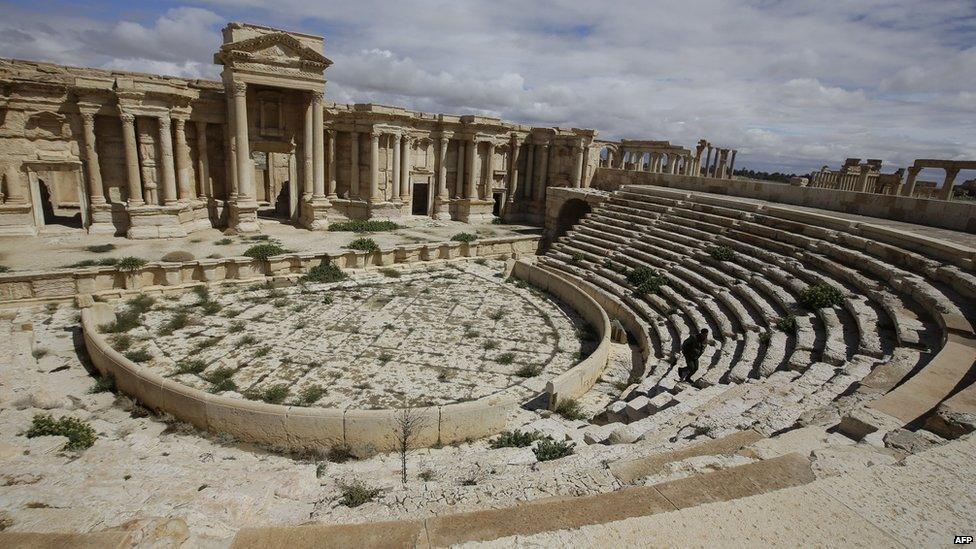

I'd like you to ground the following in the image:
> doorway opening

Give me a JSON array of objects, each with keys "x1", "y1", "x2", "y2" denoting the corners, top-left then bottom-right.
[
  {"x1": 412, "y1": 183, "x2": 429, "y2": 215},
  {"x1": 38, "y1": 179, "x2": 82, "y2": 229},
  {"x1": 491, "y1": 192, "x2": 503, "y2": 216}
]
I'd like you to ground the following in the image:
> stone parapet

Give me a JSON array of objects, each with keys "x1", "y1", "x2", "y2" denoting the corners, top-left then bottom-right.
[{"x1": 0, "y1": 234, "x2": 541, "y2": 307}]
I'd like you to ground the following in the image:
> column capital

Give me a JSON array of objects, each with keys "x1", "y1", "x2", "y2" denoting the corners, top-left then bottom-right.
[
  {"x1": 173, "y1": 117, "x2": 186, "y2": 131},
  {"x1": 310, "y1": 90, "x2": 324, "y2": 103},
  {"x1": 158, "y1": 115, "x2": 172, "y2": 130},
  {"x1": 80, "y1": 112, "x2": 96, "y2": 125},
  {"x1": 231, "y1": 81, "x2": 247, "y2": 96},
  {"x1": 119, "y1": 112, "x2": 135, "y2": 125}
]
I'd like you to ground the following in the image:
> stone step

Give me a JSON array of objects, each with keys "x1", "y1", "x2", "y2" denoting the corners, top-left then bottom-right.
[
  {"x1": 609, "y1": 429, "x2": 764, "y2": 483},
  {"x1": 228, "y1": 453, "x2": 814, "y2": 548}
]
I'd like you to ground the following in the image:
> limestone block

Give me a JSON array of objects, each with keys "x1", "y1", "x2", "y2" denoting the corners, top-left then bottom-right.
[
  {"x1": 624, "y1": 395, "x2": 651, "y2": 422},
  {"x1": 27, "y1": 435, "x2": 68, "y2": 455}
]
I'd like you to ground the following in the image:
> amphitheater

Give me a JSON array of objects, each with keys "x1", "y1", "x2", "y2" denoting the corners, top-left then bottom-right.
[{"x1": 0, "y1": 21, "x2": 975, "y2": 549}]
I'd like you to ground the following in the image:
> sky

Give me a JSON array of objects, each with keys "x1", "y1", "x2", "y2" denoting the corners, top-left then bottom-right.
[{"x1": 1, "y1": 0, "x2": 974, "y2": 175}]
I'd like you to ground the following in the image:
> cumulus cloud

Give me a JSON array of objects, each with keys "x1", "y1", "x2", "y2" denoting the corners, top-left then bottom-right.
[{"x1": 1, "y1": 0, "x2": 974, "y2": 173}]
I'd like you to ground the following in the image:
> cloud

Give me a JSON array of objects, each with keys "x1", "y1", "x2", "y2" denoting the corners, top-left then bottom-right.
[{"x1": 1, "y1": 0, "x2": 974, "y2": 174}]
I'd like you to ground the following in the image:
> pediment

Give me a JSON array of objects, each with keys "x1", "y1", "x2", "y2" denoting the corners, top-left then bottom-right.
[{"x1": 220, "y1": 32, "x2": 331, "y2": 67}]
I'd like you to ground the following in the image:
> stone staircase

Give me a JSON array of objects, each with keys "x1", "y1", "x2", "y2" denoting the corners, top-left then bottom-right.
[{"x1": 540, "y1": 184, "x2": 976, "y2": 443}]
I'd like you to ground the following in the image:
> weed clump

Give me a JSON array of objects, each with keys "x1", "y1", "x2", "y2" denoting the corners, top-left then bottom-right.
[
  {"x1": 799, "y1": 282, "x2": 844, "y2": 310},
  {"x1": 626, "y1": 266, "x2": 667, "y2": 295},
  {"x1": 338, "y1": 482, "x2": 379, "y2": 508},
  {"x1": 26, "y1": 414, "x2": 96, "y2": 451},
  {"x1": 451, "y1": 232, "x2": 476, "y2": 243},
  {"x1": 533, "y1": 438, "x2": 574, "y2": 462},
  {"x1": 708, "y1": 245, "x2": 735, "y2": 262},
  {"x1": 489, "y1": 430, "x2": 542, "y2": 449},
  {"x1": 116, "y1": 257, "x2": 147, "y2": 272},
  {"x1": 345, "y1": 238, "x2": 379, "y2": 252},
  {"x1": 554, "y1": 398, "x2": 587, "y2": 421},
  {"x1": 328, "y1": 220, "x2": 400, "y2": 232},
  {"x1": 243, "y1": 243, "x2": 289, "y2": 260}
]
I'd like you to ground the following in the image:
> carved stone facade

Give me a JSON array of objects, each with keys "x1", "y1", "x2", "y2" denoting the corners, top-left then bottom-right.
[
  {"x1": 594, "y1": 138, "x2": 736, "y2": 179},
  {"x1": 0, "y1": 22, "x2": 602, "y2": 238}
]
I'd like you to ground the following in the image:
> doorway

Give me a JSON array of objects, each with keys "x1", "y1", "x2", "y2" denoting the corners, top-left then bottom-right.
[
  {"x1": 412, "y1": 183, "x2": 429, "y2": 215},
  {"x1": 492, "y1": 192, "x2": 504, "y2": 216},
  {"x1": 38, "y1": 178, "x2": 82, "y2": 229}
]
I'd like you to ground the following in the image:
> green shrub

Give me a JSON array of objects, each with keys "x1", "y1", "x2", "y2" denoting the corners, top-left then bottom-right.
[
  {"x1": 481, "y1": 340, "x2": 499, "y2": 350},
  {"x1": 228, "y1": 320, "x2": 245, "y2": 333},
  {"x1": 259, "y1": 384, "x2": 289, "y2": 404},
  {"x1": 86, "y1": 244, "x2": 116, "y2": 253},
  {"x1": 338, "y1": 482, "x2": 379, "y2": 508},
  {"x1": 515, "y1": 363, "x2": 542, "y2": 377},
  {"x1": 26, "y1": 414, "x2": 96, "y2": 451},
  {"x1": 626, "y1": 266, "x2": 668, "y2": 295},
  {"x1": 243, "y1": 243, "x2": 288, "y2": 260},
  {"x1": 570, "y1": 252, "x2": 584, "y2": 263},
  {"x1": 489, "y1": 429, "x2": 542, "y2": 449},
  {"x1": 0, "y1": 265, "x2": 9, "y2": 273},
  {"x1": 215, "y1": 238, "x2": 233, "y2": 245},
  {"x1": 378, "y1": 268, "x2": 401, "y2": 278},
  {"x1": 89, "y1": 375, "x2": 115, "y2": 394},
  {"x1": 799, "y1": 282, "x2": 844, "y2": 310},
  {"x1": 299, "y1": 384, "x2": 325, "y2": 405},
  {"x1": 203, "y1": 367, "x2": 236, "y2": 392},
  {"x1": 237, "y1": 335, "x2": 256, "y2": 346},
  {"x1": 200, "y1": 300, "x2": 222, "y2": 315},
  {"x1": 124, "y1": 349, "x2": 151, "y2": 363},
  {"x1": 162, "y1": 311, "x2": 190, "y2": 333},
  {"x1": 116, "y1": 257, "x2": 147, "y2": 271},
  {"x1": 708, "y1": 245, "x2": 735, "y2": 262},
  {"x1": 776, "y1": 314, "x2": 798, "y2": 334},
  {"x1": 533, "y1": 438, "x2": 574, "y2": 461},
  {"x1": 66, "y1": 257, "x2": 119, "y2": 268},
  {"x1": 101, "y1": 310, "x2": 141, "y2": 333},
  {"x1": 451, "y1": 232, "x2": 477, "y2": 243},
  {"x1": 554, "y1": 398, "x2": 587, "y2": 420},
  {"x1": 127, "y1": 294, "x2": 155, "y2": 314},
  {"x1": 758, "y1": 331, "x2": 772, "y2": 344},
  {"x1": 495, "y1": 352, "x2": 515, "y2": 365},
  {"x1": 32, "y1": 348, "x2": 48, "y2": 359},
  {"x1": 301, "y1": 260, "x2": 346, "y2": 282},
  {"x1": 488, "y1": 309, "x2": 506, "y2": 321},
  {"x1": 174, "y1": 359, "x2": 207, "y2": 375},
  {"x1": 110, "y1": 334, "x2": 131, "y2": 352},
  {"x1": 345, "y1": 238, "x2": 379, "y2": 252},
  {"x1": 328, "y1": 220, "x2": 401, "y2": 232}
]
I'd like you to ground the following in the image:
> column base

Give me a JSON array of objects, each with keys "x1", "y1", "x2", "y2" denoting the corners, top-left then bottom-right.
[
  {"x1": 433, "y1": 197, "x2": 452, "y2": 220},
  {"x1": 300, "y1": 200, "x2": 331, "y2": 231},
  {"x1": 366, "y1": 201, "x2": 403, "y2": 220},
  {"x1": 229, "y1": 201, "x2": 260, "y2": 234},
  {"x1": 454, "y1": 199, "x2": 496, "y2": 223},
  {"x1": 125, "y1": 204, "x2": 189, "y2": 239}
]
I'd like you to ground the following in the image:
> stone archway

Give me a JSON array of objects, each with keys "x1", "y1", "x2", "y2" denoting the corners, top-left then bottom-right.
[{"x1": 553, "y1": 198, "x2": 591, "y2": 242}]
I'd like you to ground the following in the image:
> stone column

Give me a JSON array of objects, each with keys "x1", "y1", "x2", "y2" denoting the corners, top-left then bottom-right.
[
  {"x1": 157, "y1": 115, "x2": 178, "y2": 204},
  {"x1": 508, "y1": 136, "x2": 519, "y2": 203},
  {"x1": 710, "y1": 150, "x2": 721, "y2": 178},
  {"x1": 302, "y1": 97, "x2": 313, "y2": 200},
  {"x1": 455, "y1": 140, "x2": 465, "y2": 198},
  {"x1": 350, "y1": 131, "x2": 360, "y2": 198},
  {"x1": 534, "y1": 143, "x2": 549, "y2": 202},
  {"x1": 369, "y1": 132, "x2": 381, "y2": 202},
  {"x1": 392, "y1": 133, "x2": 401, "y2": 201},
  {"x1": 400, "y1": 135, "x2": 411, "y2": 200},
  {"x1": 856, "y1": 167, "x2": 871, "y2": 192},
  {"x1": 311, "y1": 92, "x2": 326, "y2": 202},
  {"x1": 194, "y1": 121, "x2": 210, "y2": 198},
  {"x1": 173, "y1": 118, "x2": 193, "y2": 200},
  {"x1": 3, "y1": 165, "x2": 25, "y2": 204},
  {"x1": 573, "y1": 144, "x2": 584, "y2": 188},
  {"x1": 327, "y1": 129, "x2": 337, "y2": 198},
  {"x1": 80, "y1": 112, "x2": 105, "y2": 204},
  {"x1": 466, "y1": 138, "x2": 477, "y2": 199},
  {"x1": 231, "y1": 82, "x2": 253, "y2": 201},
  {"x1": 902, "y1": 167, "x2": 920, "y2": 197},
  {"x1": 940, "y1": 167, "x2": 960, "y2": 201},
  {"x1": 523, "y1": 143, "x2": 534, "y2": 199},
  {"x1": 484, "y1": 141, "x2": 495, "y2": 199},
  {"x1": 120, "y1": 113, "x2": 143, "y2": 206},
  {"x1": 437, "y1": 136, "x2": 448, "y2": 199},
  {"x1": 727, "y1": 150, "x2": 737, "y2": 178}
]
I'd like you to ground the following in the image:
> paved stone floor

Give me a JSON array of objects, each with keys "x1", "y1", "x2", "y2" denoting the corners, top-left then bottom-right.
[
  {"x1": 113, "y1": 260, "x2": 588, "y2": 408},
  {"x1": 0, "y1": 217, "x2": 539, "y2": 273}
]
